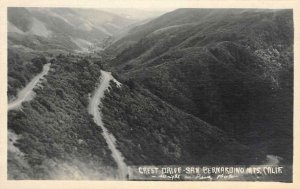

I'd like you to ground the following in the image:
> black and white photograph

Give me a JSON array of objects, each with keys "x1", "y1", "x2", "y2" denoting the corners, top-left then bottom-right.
[{"x1": 5, "y1": 2, "x2": 295, "y2": 183}]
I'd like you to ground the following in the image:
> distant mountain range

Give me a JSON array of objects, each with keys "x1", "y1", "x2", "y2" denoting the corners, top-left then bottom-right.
[{"x1": 7, "y1": 8, "x2": 146, "y2": 55}]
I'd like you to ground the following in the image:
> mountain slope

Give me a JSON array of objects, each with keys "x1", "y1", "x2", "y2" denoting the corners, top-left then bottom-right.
[{"x1": 104, "y1": 9, "x2": 293, "y2": 164}]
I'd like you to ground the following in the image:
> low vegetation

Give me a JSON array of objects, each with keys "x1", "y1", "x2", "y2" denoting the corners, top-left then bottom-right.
[{"x1": 8, "y1": 54, "x2": 116, "y2": 179}]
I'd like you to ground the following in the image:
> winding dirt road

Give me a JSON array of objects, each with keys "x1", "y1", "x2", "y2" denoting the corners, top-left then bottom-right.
[
  {"x1": 88, "y1": 70, "x2": 128, "y2": 180},
  {"x1": 8, "y1": 63, "x2": 51, "y2": 111},
  {"x1": 8, "y1": 63, "x2": 51, "y2": 179}
]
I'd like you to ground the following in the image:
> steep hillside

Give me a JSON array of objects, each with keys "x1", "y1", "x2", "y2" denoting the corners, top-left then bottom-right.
[{"x1": 104, "y1": 9, "x2": 293, "y2": 164}]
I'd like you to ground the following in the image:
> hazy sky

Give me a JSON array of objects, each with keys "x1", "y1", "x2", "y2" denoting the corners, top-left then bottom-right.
[{"x1": 101, "y1": 8, "x2": 176, "y2": 20}]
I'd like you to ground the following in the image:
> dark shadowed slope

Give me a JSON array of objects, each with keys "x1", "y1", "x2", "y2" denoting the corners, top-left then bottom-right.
[
  {"x1": 104, "y1": 9, "x2": 293, "y2": 165},
  {"x1": 101, "y1": 79, "x2": 266, "y2": 165}
]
